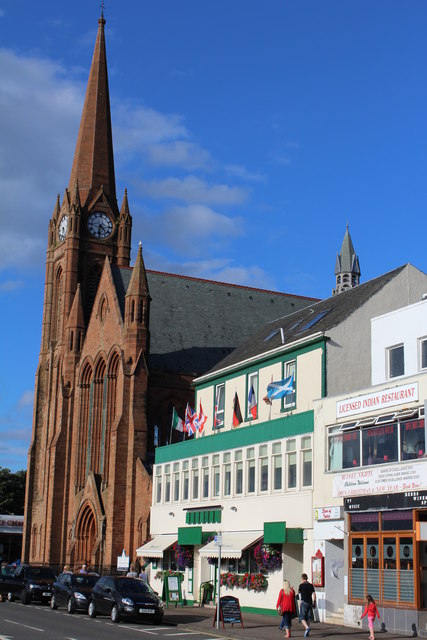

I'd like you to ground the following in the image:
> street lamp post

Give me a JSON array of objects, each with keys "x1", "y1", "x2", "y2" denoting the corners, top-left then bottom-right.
[{"x1": 214, "y1": 534, "x2": 223, "y2": 629}]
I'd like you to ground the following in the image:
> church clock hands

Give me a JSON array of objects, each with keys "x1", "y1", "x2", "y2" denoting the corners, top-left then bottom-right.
[{"x1": 87, "y1": 212, "x2": 113, "y2": 239}]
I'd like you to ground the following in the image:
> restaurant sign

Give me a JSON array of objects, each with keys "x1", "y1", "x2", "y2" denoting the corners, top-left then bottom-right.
[
  {"x1": 0, "y1": 515, "x2": 24, "y2": 534},
  {"x1": 332, "y1": 459, "x2": 427, "y2": 498},
  {"x1": 336, "y1": 382, "x2": 418, "y2": 419}
]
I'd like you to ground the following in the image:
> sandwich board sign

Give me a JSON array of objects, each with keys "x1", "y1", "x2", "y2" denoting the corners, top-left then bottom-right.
[
  {"x1": 117, "y1": 549, "x2": 130, "y2": 572},
  {"x1": 165, "y1": 574, "x2": 183, "y2": 607}
]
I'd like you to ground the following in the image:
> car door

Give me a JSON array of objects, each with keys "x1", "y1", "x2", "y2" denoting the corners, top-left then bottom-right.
[
  {"x1": 56, "y1": 573, "x2": 69, "y2": 606},
  {"x1": 99, "y1": 577, "x2": 115, "y2": 614}
]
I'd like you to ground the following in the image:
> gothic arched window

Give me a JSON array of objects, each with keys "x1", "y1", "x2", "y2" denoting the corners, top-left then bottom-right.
[
  {"x1": 76, "y1": 363, "x2": 93, "y2": 489},
  {"x1": 52, "y1": 266, "x2": 63, "y2": 342},
  {"x1": 90, "y1": 358, "x2": 106, "y2": 475}
]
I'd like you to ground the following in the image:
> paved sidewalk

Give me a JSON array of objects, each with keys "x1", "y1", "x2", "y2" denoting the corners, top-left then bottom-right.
[{"x1": 162, "y1": 605, "x2": 412, "y2": 640}]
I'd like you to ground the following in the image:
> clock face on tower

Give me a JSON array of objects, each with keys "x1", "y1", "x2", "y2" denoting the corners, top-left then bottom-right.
[
  {"x1": 58, "y1": 215, "x2": 68, "y2": 241},
  {"x1": 87, "y1": 212, "x2": 113, "y2": 239}
]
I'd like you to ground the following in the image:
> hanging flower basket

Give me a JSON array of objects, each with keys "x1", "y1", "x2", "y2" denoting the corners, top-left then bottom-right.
[
  {"x1": 173, "y1": 543, "x2": 193, "y2": 569},
  {"x1": 220, "y1": 571, "x2": 268, "y2": 592},
  {"x1": 253, "y1": 541, "x2": 282, "y2": 571},
  {"x1": 154, "y1": 569, "x2": 184, "y2": 580}
]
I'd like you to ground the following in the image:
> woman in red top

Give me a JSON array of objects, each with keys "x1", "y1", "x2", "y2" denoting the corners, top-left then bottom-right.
[
  {"x1": 276, "y1": 579, "x2": 296, "y2": 638},
  {"x1": 360, "y1": 594, "x2": 380, "y2": 640}
]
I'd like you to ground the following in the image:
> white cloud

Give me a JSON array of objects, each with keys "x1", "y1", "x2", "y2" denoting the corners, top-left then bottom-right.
[
  {"x1": 139, "y1": 176, "x2": 249, "y2": 205},
  {"x1": 0, "y1": 279, "x2": 24, "y2": 292},
  {"x1": 18, "y1": 390, "x2": 34, "y2": 408},
  {"x1": 225, "y1": 164, "x2": 267, "y2": 183},
  {"x1": 145, "y1": 141, "x2": 212, "y2": 170},
  {"x1": 142, "y1": 204, "x2": 242, "y2": 256}
]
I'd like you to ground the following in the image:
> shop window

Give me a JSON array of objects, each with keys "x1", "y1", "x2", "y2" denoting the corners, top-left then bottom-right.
[
  {"x1": 164, "y1": 465, "x2": 171, "y2": 503},
  {"x1": 173, "y1": 471, "x2": 180, "y2": 501},
  {"x1": 227, "y1": 546, "x2": 258, "y2": 574},
  {"x1": 192, "y1": 459, "x2": 199, "y2": 500},
  {"x1": 362, "y1": 422, "x2": 398, "y2": 466},
  {"x1": 201, "y1": 456, "x2": 209, "y2": 499},
  {"x1": 286, "y1": 440, "x2": 297, "y2": 489},
  {"x1": 301, "y1": 436, "x2": 312, "y2": 486},
  {"x1": 212, "y1": 455, "x2": 220, "y2": 497},
  {"x1": 214, "y1": 383, "x2": 225, "y2": 429},
  {"x1": 342, "y1": 429, "x2": 360, "y2": 468},
  {"x1": 420, "y1": 338, "x2": 427, "y2": 370},
  {"x1": 259, "y1": 445, "x2": 268, "y2": 492},
  {"x1": 283, "y1": 360, "x2": 296, "y2": 408},
  {"x1": 182, "y1": 470, "x2": 189, "y2": 501},
  {"x1": 272, "y1": 442, "x2": 282, "y2": 491},
  {"x1": 349, "y1": 512, "x2": 415, "y2": 607},
  {"x1": 247, "y1": 448, "x2": 255, "y2": 494},
  {"x1": 235, "y1": 451, "x2": 243, "y2": 495},
  {"x1": 388, "y1": 344, "x2": 404, "y2": 378},
  {"x1": 223, "y1": 462, "x2": 231, "y2": 496},
  {"x1": 401, "y1": 418, "x2": 425, "y2": 460},
  {"x1": 328, "y1": 427, "x2": 343, "y2": 470},
  {"x1": 155, "y1": 475, "x2": 162, "y2": 504}
]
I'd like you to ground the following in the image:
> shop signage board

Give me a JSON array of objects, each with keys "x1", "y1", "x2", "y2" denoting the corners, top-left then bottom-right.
[
  {"x1": 314, "y1": 506, "x2": 342, "y2": 521},
  {"x1": 336, "y1": 382, "x2": 418, "y2": 419},
  {"x1": 344, "y1": 489, "x2": 427, "y2": 512},
  {"x1": 213, "y1": 595, "x2": 244, "y2": 628},
  {"x1": 333, "y1": 459, "x2": 427, "y2": 498},
  {"x1": 117, "y1": 549, "x2": 129, "y2": 571},
  {"x1": 165, "y1": 574, "x2": 183, "y2": 607},
  {"x1": 0, "y1": 515, "x2": 24, "y2": 534}
]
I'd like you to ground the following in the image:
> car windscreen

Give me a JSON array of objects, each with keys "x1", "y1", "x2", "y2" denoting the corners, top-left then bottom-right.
[
  {"x1": 71, "y1": 574, "x2": 98, "y2": 587},
  {"x1": 28, "y1": 567, "x2": 56, "y2": 579},
  {"x1": 116, "y1": 578, "x2": 152, "y2": 594}
]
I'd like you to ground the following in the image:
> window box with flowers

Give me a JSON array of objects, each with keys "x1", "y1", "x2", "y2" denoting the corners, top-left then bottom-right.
[{"x1": 220, "y1": 571, "x2": 268, "y2": 592}]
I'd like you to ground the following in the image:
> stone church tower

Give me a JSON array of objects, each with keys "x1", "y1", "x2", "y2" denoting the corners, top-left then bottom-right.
[
  {"x1": 333, "y1": 223, "x2": 361, "y2": 295},
  {"x1": 22, "y1": 14, "x2": 151, "y2": 571}
]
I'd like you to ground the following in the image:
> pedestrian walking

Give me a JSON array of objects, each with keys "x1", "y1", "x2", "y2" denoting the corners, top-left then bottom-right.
[
  {"x1": 360, "y1": 594, "x2": 380, "y2": 640},
  {"x1": 298, "y1": 573, "x2": 316, "y2": 637},
  {"x1": 127, "y1": 563, "x2": 138, "y2": 578},
  {"x1": 276, "y1": 579, "x2": 296, "y2": 638},
  {"x1": 79, "y1": 564, "x2": 88, "y2": 574},
  {"x1": 139, "y1": 565, "x2": 149, "y2": 582}
]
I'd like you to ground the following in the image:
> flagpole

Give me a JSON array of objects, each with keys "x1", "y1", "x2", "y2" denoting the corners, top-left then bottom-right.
[{"x1": 169, "y1": 412, "x2": 173, "y2": 445}]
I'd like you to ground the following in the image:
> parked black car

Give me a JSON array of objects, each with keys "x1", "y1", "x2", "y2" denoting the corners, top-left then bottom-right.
[
  {"x1": 88, "y1": 576, "x2": 164, "y2": 624},
  {"x1": 51, "y1": 572, "x2": 99, "y2": 613},
  {"x1": 13, "y1": 564, "x2": 56, "y2": 604},
  {"x1": 0, "y1": 564, "x2": 23, "y2": 601}
]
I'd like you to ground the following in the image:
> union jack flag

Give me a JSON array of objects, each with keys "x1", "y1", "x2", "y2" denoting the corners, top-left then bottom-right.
[{"x1": 185, "y1": 403, "x2": 200, "y2": 435}]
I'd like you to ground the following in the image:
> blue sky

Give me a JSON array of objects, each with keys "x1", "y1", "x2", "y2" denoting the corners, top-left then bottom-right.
[{"x1": 0, "y1": 0, "x2": 426, "y2": 471}]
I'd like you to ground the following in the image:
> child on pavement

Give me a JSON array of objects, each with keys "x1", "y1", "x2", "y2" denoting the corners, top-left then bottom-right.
[{"x1": 360, "y1": 594, "x2": 380, "y2": 640}]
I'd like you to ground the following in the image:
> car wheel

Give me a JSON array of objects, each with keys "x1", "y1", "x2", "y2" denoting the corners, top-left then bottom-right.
[
  {"x1": 67, "y1": 598, "x2": 75, "y2": 614},
  {"x1": 7, "y1": 592, "x2": 14, "y2": 602},
  {"x1": 21, "y1": 590, "x2": 30, "y2": 605},
  {"x1": 88, "y1": 600, "x2": 96, "y2": 618},
  {"x1": 111, "y1": 604, "x2": 120, "y2": 623},
  {"x1": 50, "y1": 594, "x2": 58, "y2": 610}
]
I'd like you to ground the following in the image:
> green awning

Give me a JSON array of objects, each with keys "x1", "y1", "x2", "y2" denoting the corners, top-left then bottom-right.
[
  {"x1": 178, "y1": 526, "x2": 202, "y2": 545},
  {"x1": 264, "y1": 521, "x2": 287, "y2": 543}
]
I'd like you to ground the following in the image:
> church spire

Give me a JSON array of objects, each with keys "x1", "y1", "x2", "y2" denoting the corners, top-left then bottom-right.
[
  {"x1": 333, "y1": 223, "x2": 361, "y2": 295},
  {"x1": 68, "y1": 14, "x2": 116, "y2": 208}
]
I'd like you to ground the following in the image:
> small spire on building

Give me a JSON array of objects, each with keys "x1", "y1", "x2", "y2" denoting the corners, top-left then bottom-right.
[{"x1": 333, "y1": 223, "x2": 361, "y2": 295}]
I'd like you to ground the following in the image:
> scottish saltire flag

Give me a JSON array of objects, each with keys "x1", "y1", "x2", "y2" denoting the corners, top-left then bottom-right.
[
  {"x1": 266, "y1": 375, "x2": 294, "y2": 401},
  {"x1": 198, "y1": 402, "x2": 207, "y2": 433},
  {"x1": 185, "y1": 403, "x2": 200, "y2": 435},
  {"x1": 248, "y1": 385, "x2": 257, "y2": 419}
]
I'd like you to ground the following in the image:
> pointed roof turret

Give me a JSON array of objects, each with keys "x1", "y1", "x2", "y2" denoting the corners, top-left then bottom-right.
[
  {"x1": 68, "y1": 14, "x2": 116, "y2": 208},
  {"x1": 333, "y1": 223, "x2": 361, "y2": 295},
  {"x1": 119, "y1": 188, "x2": 131, "y2": 221},
  {"x1": 336, "y1": 223, "x2": 360, "y2": 275},
  {"x1": 52, "y1": 194, "x2": 61, "y2": 220},
  {"x1": 71, "y1": 178, "x2": 81, "y2": 208},
  {"x1": 126, "y1": 243, "x2": 149, "y2": 298},
  {"x1": 66, "y1": 283, "x2": 85, "y2": 331}
]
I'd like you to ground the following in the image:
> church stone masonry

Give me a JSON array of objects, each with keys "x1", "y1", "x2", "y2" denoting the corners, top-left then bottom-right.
[{"x1": 23, "y1": 14, "x2": 151, "y2": 572}]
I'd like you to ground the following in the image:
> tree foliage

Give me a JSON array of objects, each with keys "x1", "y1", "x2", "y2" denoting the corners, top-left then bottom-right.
[{"x1": 0, "y1": 467, "x2": 26, "y2": 515}]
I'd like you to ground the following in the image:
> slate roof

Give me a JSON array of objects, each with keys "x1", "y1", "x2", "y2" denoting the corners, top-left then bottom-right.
[
  {"x1": 202, "y1": 265, "x2": 407, "y2": 377},
  {"x1": 111, "y1": 266, "x2": 317, "y2": 375}
]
